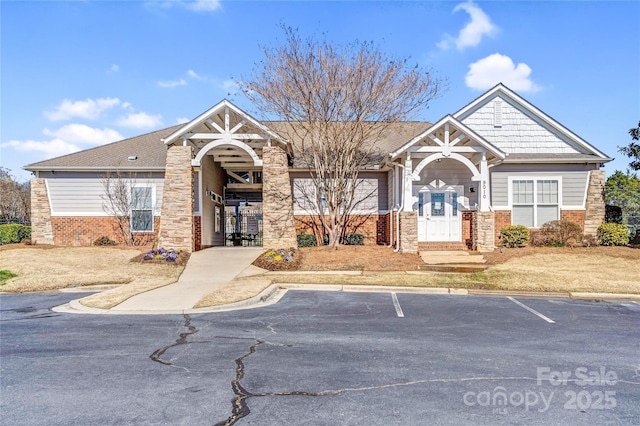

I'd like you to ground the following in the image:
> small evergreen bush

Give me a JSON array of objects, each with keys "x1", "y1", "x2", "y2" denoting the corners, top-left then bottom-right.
[
  {"x1": 597, "y1": 223, "x2": 630, "y2": 246},
  {"x1": 539, "y1": 219, "x2": 583, "y2": 247},
  {"x1": 0, "y1": 224, "x2": 31, "y2": 244},
  {"x1": 297, "y1": 234, "x2": 317, "y2": 247},
  {"x1": 93, "y1": 236, "x2": 117, "y2": 246},
  {"x1": 499, "y1": 225, "x2": 530, "y2": 248},
  {"x1": 342, "y1": 233, "x2": 365, "y2": 245}
]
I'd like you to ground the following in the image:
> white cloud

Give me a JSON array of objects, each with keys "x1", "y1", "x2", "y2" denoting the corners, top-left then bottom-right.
[
  {"x1": 438, "y1": 1, "x2": 498, "y2": 50},
  {"x1": 184, "y1": 0, "x2": 221, "y2": 12},
  {"x1": 221, "y1": 79, "x2": 240, "y2": 95},
  {"x1": 187, "y1": 69, "x2": 204, "y2": 80},
  {"x1": 157, "y1": 78, "x2": 187, "y2": 88},
  {"x1": 176, "y1": 117, "x2": 190, "y2": 124},
  {"x1": 44, "y1": 97, "x2": 121, "y2": 121},
  {"x1": 121, "y1": 102, "x2": 133, "y2": 110},
  {"x1": 465, "y1": 53, "x2": 540, "y2": 92},
  {"x1": 1, "y1": 139, "x2": 81, "y2": 158},
  {"x1": 43, "y1": 124, "x2": 123, "y2": 146},
  {"x1": 116, "y1": 112, "x2": 163, "y2": 129},
  {"x1": 110, "y1": 64, "x2": 120, "y2": 73}
]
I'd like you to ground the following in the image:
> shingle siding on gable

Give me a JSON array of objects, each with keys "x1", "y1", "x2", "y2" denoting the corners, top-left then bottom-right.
[{"x1": 460, "y1": 96, "x2": 581, "y2": 154}]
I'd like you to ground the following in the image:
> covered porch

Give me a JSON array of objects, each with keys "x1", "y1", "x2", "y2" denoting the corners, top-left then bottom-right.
[
  {"x1": 390, "y1": 115, "x2": 506, "y2": 252},
  {"x1": 157, "y1": 100, "x2": 297, "y2": 251}
]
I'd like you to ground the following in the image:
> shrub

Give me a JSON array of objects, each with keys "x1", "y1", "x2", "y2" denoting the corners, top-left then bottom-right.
[
  {"x1": 581, "y1": 234, "x2": 599, "y2": 247},
  {"x1": 93, "y1": 236, "x2": 117, "y2": 246},
  {"x1": 499, "y1": 225, "x2": 530, "y2": 248},
  {"x1": 342, "y1": 233, "x2": 365, "y2": 245},
  {"x1": 597, "y1": 223, "x2": 630, "y2": 246},
  {"x1": 630, "y1": 229, "x2": 640, "y2": 245},
  {"x1": 538, "y1": 220, "x2": 583, "y2": 247},
  {"x1": 297, "y1": 234, "x2": 317, "y2": 247},
  {"x1": 0, "y1": 224, "x2": 31, "y2": 244}
]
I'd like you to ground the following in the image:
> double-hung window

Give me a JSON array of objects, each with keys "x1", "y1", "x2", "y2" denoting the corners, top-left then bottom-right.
[
  {"x1": 511, "y1": 179, "x2": 559, "y2": 228},
  {"x1": 131, "y1": 185, "x2": 154, "y2": 232}
]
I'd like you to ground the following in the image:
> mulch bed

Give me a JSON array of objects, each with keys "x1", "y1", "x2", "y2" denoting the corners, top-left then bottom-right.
[{"x1": 130, "y1": 251, "x2": 191, "y2": 266}]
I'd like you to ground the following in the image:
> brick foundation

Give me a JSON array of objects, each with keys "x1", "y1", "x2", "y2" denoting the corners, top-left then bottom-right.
[
  {"x1": 294, "y1": 214, "x2": 386, "y2": 245},
  {"x1": 494, "y1": 210, "x2": 511, "y2": 246},
  {"x1": 50, "y1": 216, "x2": 159, "y2": 246},
  {"x1": 194, "y1": 216, "x2": 202, "y2": 251},
  {"x1": 561, "y1": 210, "x2": 586, "y2": 230}
]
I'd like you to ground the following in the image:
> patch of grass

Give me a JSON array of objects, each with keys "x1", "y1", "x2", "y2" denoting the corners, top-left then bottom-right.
[{"x1": 0, "y1": 270, "x2": 18, "y2": 285}]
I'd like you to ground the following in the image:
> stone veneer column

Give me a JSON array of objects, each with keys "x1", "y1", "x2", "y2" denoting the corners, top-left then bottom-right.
[
  {"x1": 30, "y1": 178, "x2": 54, "y2": 245},
  {"x1": 157, "y1": 146, "x2": 194, "y2": 251},
  {"x1": 473, "y1": 211, "x2": 495, "y2": 252},
  {"x1": 398, "y1": 211, "x2": 418, "y2": 254},
  {"x1": 583, "y1": 170, "x2": 606, "y2": 237},
  {"x1": 262, "y1": 146, "x2": 297, "y2": 249}
]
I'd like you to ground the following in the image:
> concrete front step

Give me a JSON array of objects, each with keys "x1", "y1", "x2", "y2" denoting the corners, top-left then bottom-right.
[{"x1": 420, "y1": 250, "x2": 486, "y2": 265}]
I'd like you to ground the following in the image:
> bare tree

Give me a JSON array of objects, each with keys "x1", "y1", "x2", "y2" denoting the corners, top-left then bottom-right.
[
  {"x1": 243, "y1": 26, "x2": 443, "y2": 247},
  {"x1": 0, "y1": 167, "x2": 30, "y2": 224},
  {"x1": 101, "y1": 171, "x2": 154, "y2": 246}
]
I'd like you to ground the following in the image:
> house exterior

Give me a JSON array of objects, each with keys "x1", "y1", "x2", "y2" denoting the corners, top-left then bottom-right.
[{"x1": 25, "y1": 84, "x2": 611, "y2": 252}]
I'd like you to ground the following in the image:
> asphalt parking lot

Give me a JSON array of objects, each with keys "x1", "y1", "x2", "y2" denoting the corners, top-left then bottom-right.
[{"x1": 1, "y1": 290, "x2": 639, "y2": 425}]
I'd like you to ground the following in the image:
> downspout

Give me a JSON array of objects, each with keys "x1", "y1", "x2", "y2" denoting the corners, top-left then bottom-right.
[
  {"x1": 387, "y1": 166, "x2": 394, "y2": 248},
  {"x1": 393, "y1": 162, "x2": 406, "y2": 253}
]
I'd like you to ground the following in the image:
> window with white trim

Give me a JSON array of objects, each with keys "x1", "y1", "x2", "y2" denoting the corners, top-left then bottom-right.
[
  {"x1": 512, "y1": 179, "x2": 559, "y2": 228},
  {"x1": 131, "y1": 186, "x2": 154, "y2": 232}
]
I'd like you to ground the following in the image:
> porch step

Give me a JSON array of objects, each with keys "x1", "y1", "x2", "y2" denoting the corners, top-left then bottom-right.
[
  {"x1": 419, "y1": 242, "x2": 470, "y2": 251},
  {"x1": 419, "y1": 251, "x2": 486, "y2": 264}
]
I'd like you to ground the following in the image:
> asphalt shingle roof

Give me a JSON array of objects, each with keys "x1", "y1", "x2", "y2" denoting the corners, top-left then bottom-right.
[{"x1": 23, "y1": 125, "x2": 182, "y2": 171}]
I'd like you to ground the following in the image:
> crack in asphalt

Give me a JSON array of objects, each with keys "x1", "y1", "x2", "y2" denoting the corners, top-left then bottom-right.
[
  {"x1": 149, "y1": 314, "x2": 198, "y2": 366},
  {"x1": 214, "y1": 339, "x2": 341, "y2": 426}
]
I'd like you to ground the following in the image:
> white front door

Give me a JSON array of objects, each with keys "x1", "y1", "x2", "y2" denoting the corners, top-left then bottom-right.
[{"x1": 417, "y1": 186, "x2": 462, "y2": 242}]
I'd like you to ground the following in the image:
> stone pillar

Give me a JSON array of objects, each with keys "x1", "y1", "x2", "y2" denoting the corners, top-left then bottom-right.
[
  {"x1": 30, "y1": 178, "x2": 54, "y2": 245},
  {"x1": 262, "y1": 146, "x2": 297, "y2": 249},
  {"x1": 398, "y1": 211, "x2": 418, "y2": 253},
  {"x1": 583, "y1": 170, "x2": 606, "y2": 237},
  {"x1": 473, "y1": 211, "x2": 495, "y2": 252},
  {"x1": 157, "y1": 146, "x2": 194, "y2": 251}
]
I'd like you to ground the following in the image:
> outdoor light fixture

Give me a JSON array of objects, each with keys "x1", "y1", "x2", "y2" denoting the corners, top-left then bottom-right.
[{"x1": 469, "y1": 187, "x2": 475, "y2": 193}]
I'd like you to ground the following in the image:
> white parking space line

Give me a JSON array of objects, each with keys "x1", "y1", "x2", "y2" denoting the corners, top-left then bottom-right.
[
  {"x1": 391, "y1": 293, "x2": 404, "y2": 318},
  {"x1": 507, "y1": 297, "x2": 555, "y2": 324}
]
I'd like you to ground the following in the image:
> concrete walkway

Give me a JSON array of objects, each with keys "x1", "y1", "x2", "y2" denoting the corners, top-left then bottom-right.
[{"x1": 111, "y1": 247, "x2": 265, "y2": 311}]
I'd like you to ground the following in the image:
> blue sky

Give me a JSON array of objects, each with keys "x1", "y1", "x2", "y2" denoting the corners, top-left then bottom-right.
[{"x1": 1, "y1": 0, "x2": 639, "y2": 182}]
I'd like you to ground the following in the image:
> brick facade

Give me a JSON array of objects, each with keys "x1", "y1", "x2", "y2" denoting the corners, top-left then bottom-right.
[
  {"x1": 494, "y1": 210, "x2": 511, "y2": 246},
  {"x1": 50, "y1": 216, "x2": 159, "y2": 246},
  {"x1": 561, "y1": 210, "x2": 586, "y2": 229},
  {"x1": 157, "y1": 146, "x2": 194, "y2": 251},
  {"x1": 262, "y1": 146, "x2": 297, "y2": 249},
  {"x1": 294, "y1": 214, "x2": 386, "y2": 245},
  {"x1": 461, "y1": 210, "x2": 473, "y2": 249},
  {"x1": 30, "y1": 178, "x2": 54, "y2": 245},
  {"x1": 194, "y1": 216, "x2": 202, "y2": 251}
]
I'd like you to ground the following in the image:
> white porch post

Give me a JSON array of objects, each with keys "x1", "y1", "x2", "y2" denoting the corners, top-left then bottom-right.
[
  {"x1": 478, "y1": 152, "x2": 491, "y2": 212},
  {"x1": 403, "y1": 152, "x2": 414, "y2": 212}
]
